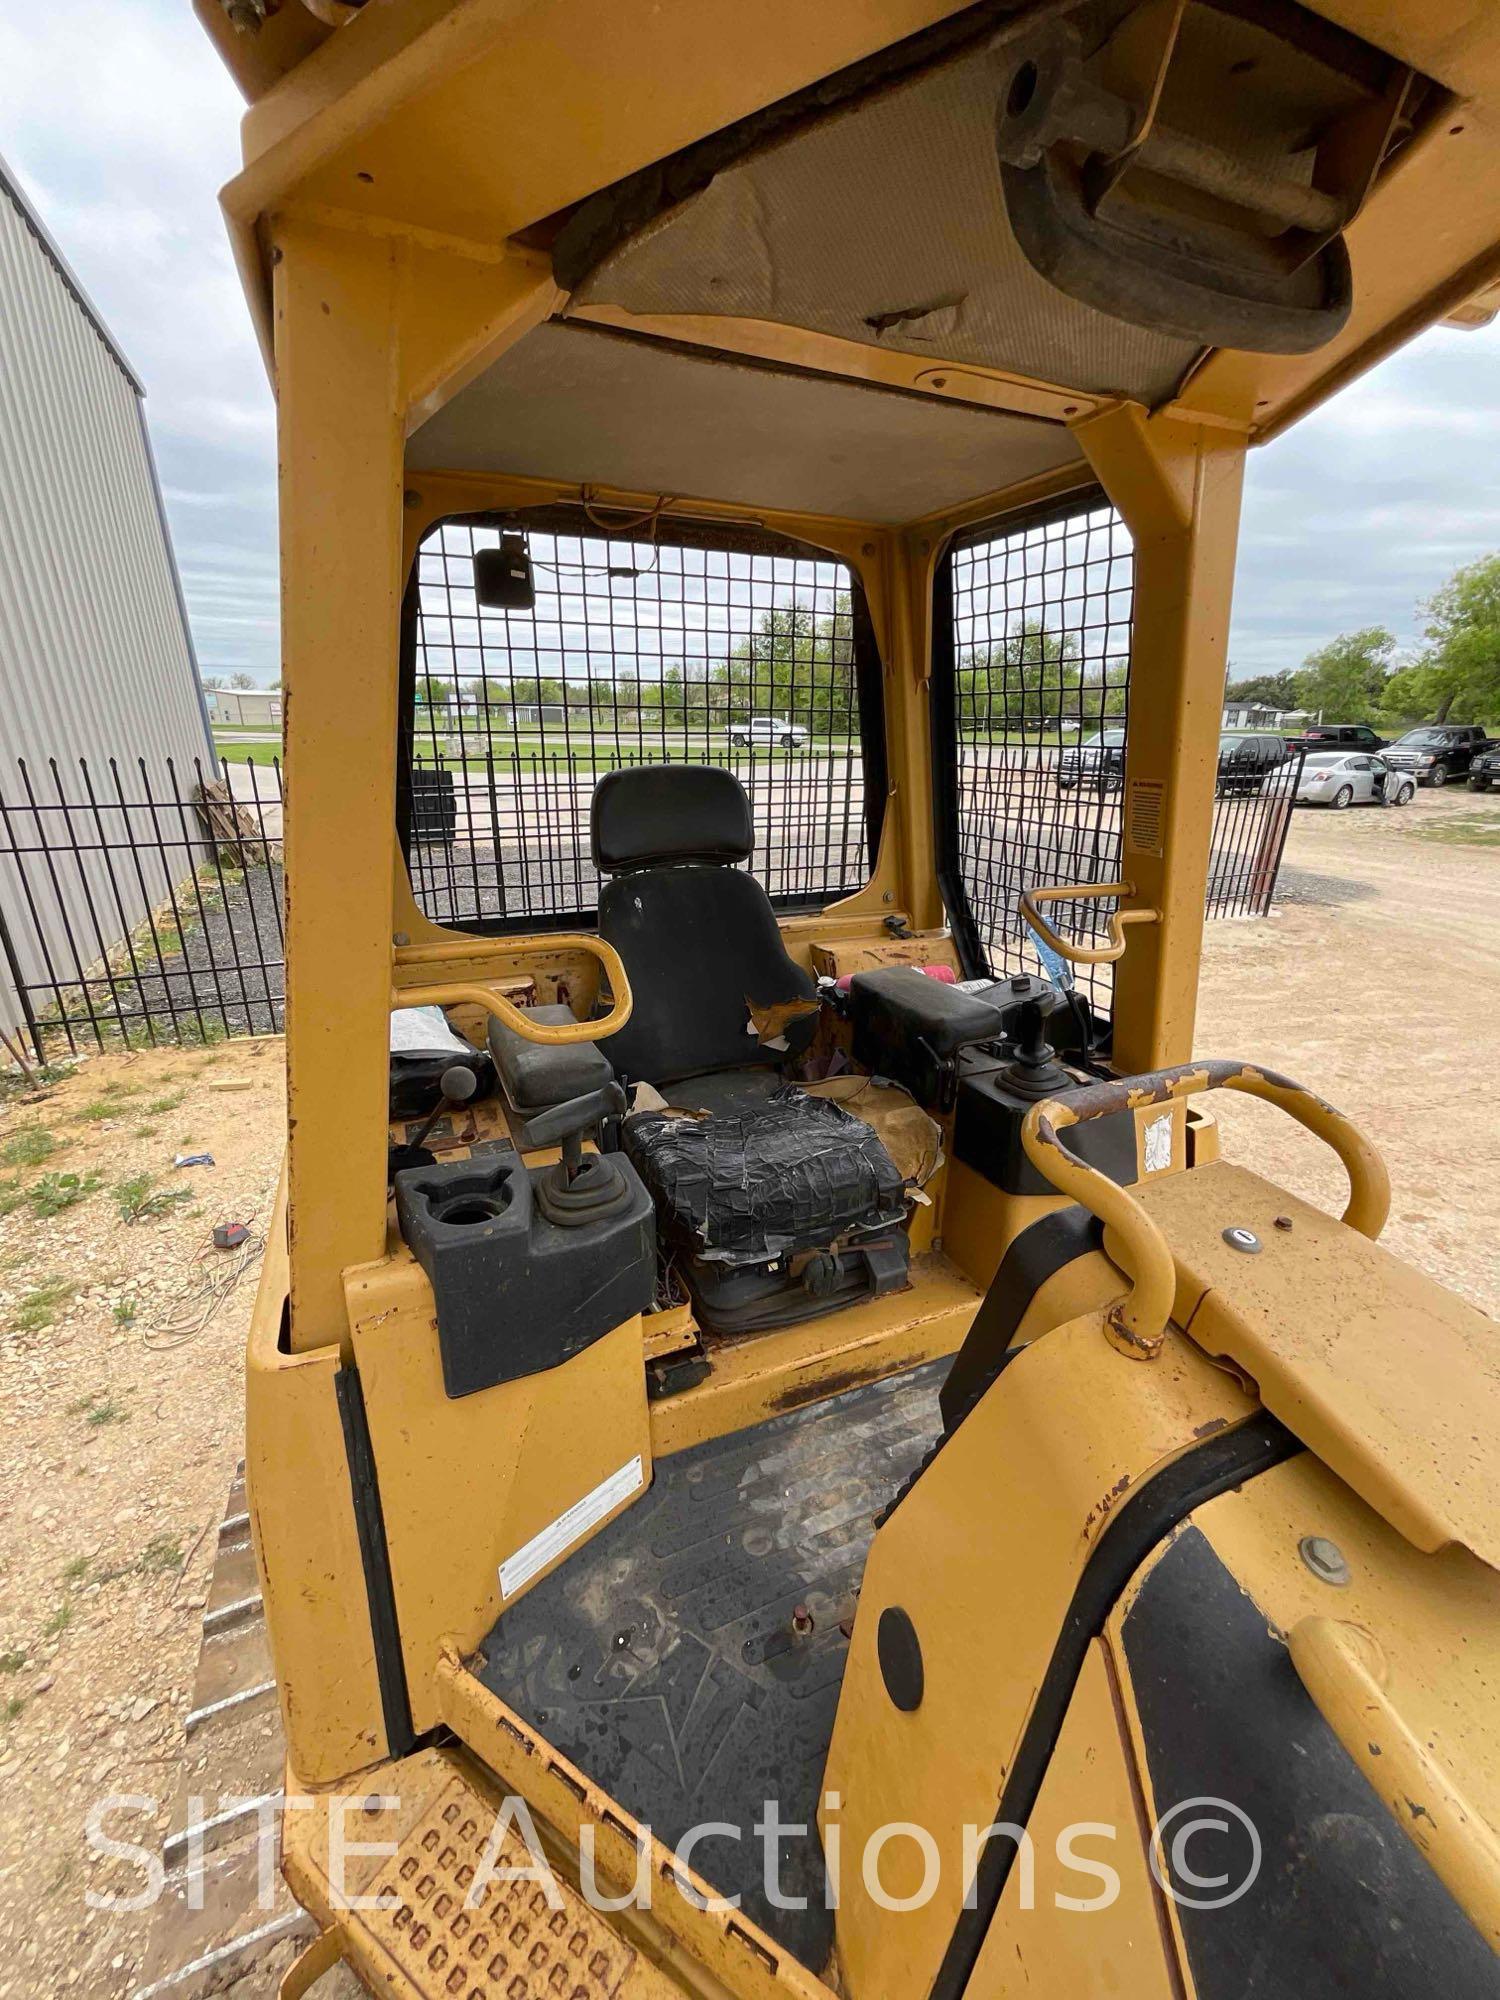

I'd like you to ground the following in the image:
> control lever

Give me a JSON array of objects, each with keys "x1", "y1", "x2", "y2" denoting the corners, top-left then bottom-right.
[
  {"x1": 528, "y1": 1081, "x2": 634, "y2": 1226},
  {"x1": 1002, "y1": 989, "x2": 1073, "y2": 1099},
  {"x1": 408, "y1": 1063, "x2": 479, "y2": 1154},
  {"x1": 390, "y1": 1064, "x2": 480, "y2": 1183}
]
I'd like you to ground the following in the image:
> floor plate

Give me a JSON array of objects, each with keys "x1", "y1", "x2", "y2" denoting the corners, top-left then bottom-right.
[{"x1": 473, "y1": 1359, "x2": 947, "y2": 1971}]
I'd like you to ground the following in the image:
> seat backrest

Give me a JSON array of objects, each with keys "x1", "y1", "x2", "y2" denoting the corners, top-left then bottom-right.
[{"x1": 591, "y1": 765, "x2": 816, "y2": 1085}]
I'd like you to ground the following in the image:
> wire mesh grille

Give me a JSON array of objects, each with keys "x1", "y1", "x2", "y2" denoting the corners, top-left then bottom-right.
[
  {"x1": 403, "y1": 520, "x2": 878, "y2": 930},
  {"x1": 946, "y1": 500, "x2": 1134, "y2": 1015}
]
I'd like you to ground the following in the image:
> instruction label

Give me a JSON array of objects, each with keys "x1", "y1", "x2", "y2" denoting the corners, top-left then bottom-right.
[
  {"x1": 1143, "y1": 1112, "x2": 1174, "y2": 1174},
  {"x1": 499, "y1": 1454, "x2": 644, "y2": 1598}
]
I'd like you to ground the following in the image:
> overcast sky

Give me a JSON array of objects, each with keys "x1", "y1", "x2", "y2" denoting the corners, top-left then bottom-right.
[{"x1": 4, "y1": 1, "x2": 1499, "y2": 688}]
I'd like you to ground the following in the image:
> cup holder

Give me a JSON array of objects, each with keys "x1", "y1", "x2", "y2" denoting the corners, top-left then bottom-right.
[{"x1": 433, "y1": 1184, "x2": 512, "y2": 1227}]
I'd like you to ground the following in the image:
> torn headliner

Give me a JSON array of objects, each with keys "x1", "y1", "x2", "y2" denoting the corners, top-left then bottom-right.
[{"x1": 404, "y1": 320, "x2": 1087, "y2": 525}]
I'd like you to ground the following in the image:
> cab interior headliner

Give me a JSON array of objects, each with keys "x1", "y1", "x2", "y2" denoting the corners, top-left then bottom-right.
[{"x1": 405, "y1": 319, "x2": 1086, "y2": 523}]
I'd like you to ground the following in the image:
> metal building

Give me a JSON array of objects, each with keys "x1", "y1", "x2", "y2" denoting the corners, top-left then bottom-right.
[{"x1": 0, "y1": 151, "x2": 214, "y2": 1052}]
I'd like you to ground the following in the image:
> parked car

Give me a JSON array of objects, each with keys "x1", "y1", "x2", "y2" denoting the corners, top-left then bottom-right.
[
  {"x1": 1269, "y1": 751, "x2": 1415, "y2": 808},
  {"x1": 1216, "y1": 731, "x2": 1293, "y2": 794},
  {"x1": 1381, "y1": 723, "x2": 1492, "y2": 786},
  {"x1": 1470, "y1": 742, "x2": 1500, "y2": 791},
  {"x1": 1301, "y1": 722, "x2": 1387, "y2": 752},
  {"x1": 1056, "y1": 726, "x2": 1126, "y2": 791},
  {"x1": 728, "y1": 715, "x2": 807, "y2": 749}
]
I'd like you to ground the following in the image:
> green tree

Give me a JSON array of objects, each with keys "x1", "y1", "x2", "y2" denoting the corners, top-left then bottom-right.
[
  {"x1": 1225, "y1": 669, "x2": 1302, "y2": 710},
  {"x1": 718, "y1": 596, "x2": 855, "y2": 738},
  {"x1": 1405, "y1": 554, "x2": 1500, "y2": 721},
  {"x1": 1295, "y1": 627, "x2": 1395, "y2": 724},
  {"x1": 414, "y1": 675, "x2": 455, "y2": 707}
]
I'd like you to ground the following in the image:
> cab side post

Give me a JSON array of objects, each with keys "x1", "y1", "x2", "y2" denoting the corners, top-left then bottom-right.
[
  {"x1": 274, "y1": 213, "x2": 407, "y2": 1349},
  {"x1": 272, "y1": 213, "x2": 556, "y2": 1349},
  {"x1": 1075, "y1": 404, "x2": 1250, "y2": 1073}
]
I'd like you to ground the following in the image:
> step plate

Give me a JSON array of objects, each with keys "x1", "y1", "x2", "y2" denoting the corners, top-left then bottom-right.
[{"x1": 338, "y1": 1767, "x2": 670, "y2": 1999}]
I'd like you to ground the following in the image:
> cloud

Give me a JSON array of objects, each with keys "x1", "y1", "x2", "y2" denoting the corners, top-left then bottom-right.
[
  {"x1": 0, "y1": 0, "x2": 278, "y2": 679},
  {"x1": 1233, "y1": 318, "x2": 1500, "y2": 675},
  {"x1": 3, "y1": 5, "x2": 1499, "y2": 690}
]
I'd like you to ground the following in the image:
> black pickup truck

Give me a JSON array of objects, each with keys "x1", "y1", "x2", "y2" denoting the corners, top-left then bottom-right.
[
  {"x1": 1380, "y1": 724, "x2": 1494, "y2": 787},
  {"x1": 1470, "y1": 742, "x2": 1500, "y2": 792}
]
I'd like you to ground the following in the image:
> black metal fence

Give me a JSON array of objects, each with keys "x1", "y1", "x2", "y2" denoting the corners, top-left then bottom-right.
[{"x1": 0, "y1": 755, "x2": 284, "y2": 1063}]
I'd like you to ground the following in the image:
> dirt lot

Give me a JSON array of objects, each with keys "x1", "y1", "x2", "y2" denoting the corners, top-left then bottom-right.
[
  {"x1": 0, "y1": 1040, "x2": 284, "y2": 1999},
  {"x1": 0, "y1": 781, "x2": 1495, "y2": 1998},
  {"x1": 1196, "y1": 782, "x2": 1500, "y2": 1318}
]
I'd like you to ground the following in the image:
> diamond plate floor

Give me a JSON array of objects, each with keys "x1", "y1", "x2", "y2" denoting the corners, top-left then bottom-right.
[{"x1": 474, "y1": 1359, "x2": 947, "y2": 1972}]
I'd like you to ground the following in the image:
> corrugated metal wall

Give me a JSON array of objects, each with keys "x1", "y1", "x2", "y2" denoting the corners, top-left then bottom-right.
[{"x1": 0, "y1": 161, "x2": 214, "y2": 1050}]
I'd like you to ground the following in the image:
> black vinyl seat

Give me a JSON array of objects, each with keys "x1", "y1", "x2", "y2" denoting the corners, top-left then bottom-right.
[
  {"x1": 591, "y1": 765, "x2": 911, "y2": 1334},
  {"x1": 592, "y1": 763, "x2": 819, "y2": 1087}
]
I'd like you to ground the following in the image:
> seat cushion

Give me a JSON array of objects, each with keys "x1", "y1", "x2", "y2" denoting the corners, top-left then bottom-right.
[
  {"x1": 624, "y1": 1086, "x2": 909, "y2": 1263},
  {"x1": 598, "y1": 867, "x2": 817, "y2": 1084}
]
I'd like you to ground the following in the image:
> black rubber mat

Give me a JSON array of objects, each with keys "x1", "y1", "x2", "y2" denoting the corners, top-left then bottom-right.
[{"x1": 472, "y1": 1358, "x2": 947, "y2": 1970}]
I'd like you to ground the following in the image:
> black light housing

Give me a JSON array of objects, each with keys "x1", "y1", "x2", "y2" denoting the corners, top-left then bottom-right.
[{"x1": 474, "y1": 530, "x2": 535, "y2": 611}]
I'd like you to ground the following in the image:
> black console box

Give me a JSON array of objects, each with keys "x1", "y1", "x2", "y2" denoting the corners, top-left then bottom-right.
[
  {"x1": 395, "y1": 1148, "x2": 655, "y2": 1398},
  {"x1": 953, "y1": 1054, "x2": 1140, "y2": 1197}
]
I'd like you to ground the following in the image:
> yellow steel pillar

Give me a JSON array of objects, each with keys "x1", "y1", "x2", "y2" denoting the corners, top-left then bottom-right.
[
  {"x1": 884, "y1": 530, "x2": 945, "y2": 931},
  {"x1": 1076, "y1": 404, "x2": 1249, "y2": 1073},
  {"x1": 274, "y1": 214, "x2": 557, "y2": 1347},
  {"x1": 275, "y1": 216, "x2": 407, "y2": 1346}
]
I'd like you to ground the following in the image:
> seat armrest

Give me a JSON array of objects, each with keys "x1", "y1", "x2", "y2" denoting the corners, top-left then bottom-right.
[{"x1": 848, "y1": 967, "x2": 1019, "y2": 1109}]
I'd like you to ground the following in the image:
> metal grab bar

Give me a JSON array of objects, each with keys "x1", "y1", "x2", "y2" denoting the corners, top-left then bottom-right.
[
  {"x1": 393, "y1": 933, "x2": 632, "y2": 1045},
  {"x1": 1020, "y1": 1059, "x2": 1391, "y2": 1359},
  {"x1": 1019, "y1": 880, "x2": 1161, "y2": 966}
]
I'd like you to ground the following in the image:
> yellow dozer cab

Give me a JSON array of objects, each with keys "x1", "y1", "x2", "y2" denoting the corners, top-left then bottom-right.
[{"x1": 198, "y1": 3, "x2": 1500, "y2": 1996}]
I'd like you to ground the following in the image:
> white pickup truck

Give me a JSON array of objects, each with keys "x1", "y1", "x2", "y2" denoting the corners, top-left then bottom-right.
[{"x1": 728, "y1": 716, "x2": 808, "y2": 749}]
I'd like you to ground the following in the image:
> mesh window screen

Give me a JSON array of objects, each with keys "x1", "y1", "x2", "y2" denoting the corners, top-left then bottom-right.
[
  {"x1": 940, "y1": 498, "x2": 1134, "y2": 1017},
  {"x1": 402, "y1": 516, "x2": 882, "y2": 931}
]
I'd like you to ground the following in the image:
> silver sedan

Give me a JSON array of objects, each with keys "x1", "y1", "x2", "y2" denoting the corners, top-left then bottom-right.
[{"x1": 1269, "y1": 751, "x2": 1416, "y2": 809}]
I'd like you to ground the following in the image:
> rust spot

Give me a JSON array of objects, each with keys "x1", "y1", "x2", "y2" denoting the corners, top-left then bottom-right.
[
  {"x1": 1193, "y1": 1417, "x2": 1229, "y2": 1439},
  {"x1": 768, "y1": 1357, "x2": 894, "y2": 1412}
]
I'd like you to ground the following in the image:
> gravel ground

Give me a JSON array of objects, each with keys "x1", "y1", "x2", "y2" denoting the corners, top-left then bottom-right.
[
  {"x1": 35, "y1": 865, "x2": 287, "y2": 1056},
  {"x1": 0, "y1": 1040, "x2": 284, "y2": 1999},
  {"x1": 1196, "y1": 782, "x2": 1500, "y2": 1317}
]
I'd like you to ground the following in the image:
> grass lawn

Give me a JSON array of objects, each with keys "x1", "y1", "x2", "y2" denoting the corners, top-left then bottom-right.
[{"x1": 214, "y1": 740, "x2": 282, "y2": 768}]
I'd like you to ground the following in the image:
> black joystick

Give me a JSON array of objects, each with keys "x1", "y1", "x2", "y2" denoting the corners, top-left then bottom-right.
[
  {"x1": 528, "y1": 1081, "x2": 633, "y2": 1226},
  {"x1": 1002, "y1": 990, "x2": 1073, "y2": 1099}
]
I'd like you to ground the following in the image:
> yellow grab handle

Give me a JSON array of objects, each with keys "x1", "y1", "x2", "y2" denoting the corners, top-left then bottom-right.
[
  {"x1": 1290, "y1": 1616, "x2": 1500, "y2": 1952},
  {"x1": 393, "y1": 934, "x2": 633, "y2": 1045},
  {"x1": 279, "y1": 1926, "x2": 347, "y2": 1998},
  {"x1": 1019, "y1": 880, "x2": 1160, "y2": 966},
  {"x1": 1020, "y1": 1060, "x2": 1390, "y2": 1359}
]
